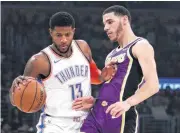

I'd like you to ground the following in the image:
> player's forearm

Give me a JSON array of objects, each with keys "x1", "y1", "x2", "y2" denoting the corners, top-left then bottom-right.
[
  {"x1": 97, "y1": 70, "x2": 105, "y2": 83},
  {"x1": 125, "y1": 80, "x2": 159, "y2": 107},
  {"x1": 91, "y1": 69, "x2": 104, "y2": 84},
  {"x1": 90, "y1": 59, "x2": 104, "y2": 84}
]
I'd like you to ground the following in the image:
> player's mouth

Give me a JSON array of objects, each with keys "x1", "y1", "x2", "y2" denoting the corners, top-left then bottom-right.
[
  {"x1": 107, "y1": 32, "x2": 113, "y2": 37},
  {"x1": 60, "y1": 45, "x2": 68, "y2": 49}
]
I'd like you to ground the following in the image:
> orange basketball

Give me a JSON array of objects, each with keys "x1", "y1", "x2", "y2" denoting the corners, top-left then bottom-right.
[{"x1": 13, "y1": 78, "x2": 46, "y2": 113}]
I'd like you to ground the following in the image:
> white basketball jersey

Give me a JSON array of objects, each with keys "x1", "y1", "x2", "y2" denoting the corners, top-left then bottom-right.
[{"x1": 41, "y1": 40, "x2": 91, "y2": 117}]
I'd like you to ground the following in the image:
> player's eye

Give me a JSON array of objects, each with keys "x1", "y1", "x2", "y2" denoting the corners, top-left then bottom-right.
[
  {"x1": 108, "y1": 21, "x2": 113, "y2": 25},
  {"x1": 56, "y1": 34, "x2": 62, "y2": 37},
  {"x1": 65, "y1": 33, "x2": 70, "y2": 37}
]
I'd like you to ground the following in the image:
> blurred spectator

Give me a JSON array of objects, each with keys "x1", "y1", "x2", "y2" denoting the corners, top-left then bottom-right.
[
  {"x1": 138, "y1": 101, "x2": 152, "y2": 114},
  {"x1": 11, "y1": 108, "x2": 22, "y2": 131},
  {"x1": 1, "y1": 120, "x2": 11, "y2": 133}
]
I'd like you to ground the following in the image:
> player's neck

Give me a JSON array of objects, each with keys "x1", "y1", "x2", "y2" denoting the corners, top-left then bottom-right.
[
  {"x1": 117, "y1": 28, "x2": 137, "y2": 48},
  {"x1": 51, "y1": 44, "x2": 72, "y2": 58}
]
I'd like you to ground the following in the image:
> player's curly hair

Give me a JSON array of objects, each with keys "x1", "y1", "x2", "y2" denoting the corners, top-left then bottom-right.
[
  {"x1": 103, "y1": 5, "x2": 131, "y2": 23},
  {"x1": 49, "y1": 12, "x2": 75, "y2": 29}
]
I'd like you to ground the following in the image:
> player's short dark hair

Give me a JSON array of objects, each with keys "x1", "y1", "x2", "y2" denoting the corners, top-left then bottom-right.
[
  {"x1": 49, "y1": 12, "x2": 75, "y2": 29},
  {"x1": 103, "y1": 5, "x2": 131, "y2": 23}
]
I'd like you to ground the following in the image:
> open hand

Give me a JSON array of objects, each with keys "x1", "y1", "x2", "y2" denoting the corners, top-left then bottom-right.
[
  {"x1": 72, "y1": 96, "x2": 95, "y2": 111},
  {"x1": 106, "y1": 101, "x2": 131, "y2": 118}
]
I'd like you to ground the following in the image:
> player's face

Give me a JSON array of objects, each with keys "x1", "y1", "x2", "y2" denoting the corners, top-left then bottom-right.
[
  {"x1": 50, "y1": 26, "x2": 75, "y2": 53},
  {"x1": 103, "y1": 12, "x2": 124, "y2": 42}
]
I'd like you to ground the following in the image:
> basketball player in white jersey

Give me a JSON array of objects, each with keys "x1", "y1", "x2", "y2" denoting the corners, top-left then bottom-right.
[{"x1": 9, "y1": 12, "x2": 117, "y2": 133}]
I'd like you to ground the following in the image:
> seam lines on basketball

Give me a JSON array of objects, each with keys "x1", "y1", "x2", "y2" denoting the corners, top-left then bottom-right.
[
  {"x1": 28, "y1": 80, "x2": 38, "y2": 112},
  {"x1": 20, "y1": 81, "x2": 32, "y2": 111}
]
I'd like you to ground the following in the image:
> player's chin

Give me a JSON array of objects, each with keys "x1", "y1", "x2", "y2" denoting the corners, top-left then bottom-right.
[
  {"x1": 109, "y1": 37, "x2": 117, "y2": 42},
  {"x1": 59, "y1": 48, "x2": 68, "y2": 53}
]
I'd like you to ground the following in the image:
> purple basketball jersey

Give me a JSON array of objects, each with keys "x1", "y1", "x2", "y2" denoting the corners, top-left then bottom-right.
[{"x1": 81, "y1": 38, "x2": 145, "y2": 133}]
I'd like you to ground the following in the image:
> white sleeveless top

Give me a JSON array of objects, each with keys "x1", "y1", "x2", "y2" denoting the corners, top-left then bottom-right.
[{"x1": 42, "y1": 40, "x2": 91, "y2": 117}]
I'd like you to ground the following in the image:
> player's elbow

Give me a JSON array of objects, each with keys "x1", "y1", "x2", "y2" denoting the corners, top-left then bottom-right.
[
  {"x1": 153, "y1": 83, "x2": 159, "y2": 94},
  {"x1": 151, "y1": 79, "x2": 159, "y2": 95}
]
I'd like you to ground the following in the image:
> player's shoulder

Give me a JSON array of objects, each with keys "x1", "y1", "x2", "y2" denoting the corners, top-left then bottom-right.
[
  {"x1": 134, "y1": 38, "x2": 154, "y2": 50},
  {"x1": 75, "y1": 39, "x2": 92, "y2": 61},
  {"x1": 75, "y1": 39, "x2": 91, "y2": 53},
  {"x1": 135, "y1": 37, "x2": 151, "y2": 46},
  {"x1": 29, "y1": 52, "x2": 48, "y2": 65},
  {"x1": 25, "y1": 51, "x2": 50, "y2": 77},
  {"x1": 132, "y1": 38, "x2": 154, "y2": 58},
  {"x1": 75, "y1": 39, "x2": 89, "y2": 48}
]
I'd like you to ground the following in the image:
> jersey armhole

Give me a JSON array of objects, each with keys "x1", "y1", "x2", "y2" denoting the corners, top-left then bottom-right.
[
  {"x1": 129, "y1": 44, "x2": 138, "y2": 61},
  {"x1": 129, "y1": 38, "x2": 144, "y2": 61},
  {"x1": 39, "y1": 51, "x2": 52, "y2": 81},
  {"x1": 74, "y1": 40, "x2": 91, "y2": 63}
]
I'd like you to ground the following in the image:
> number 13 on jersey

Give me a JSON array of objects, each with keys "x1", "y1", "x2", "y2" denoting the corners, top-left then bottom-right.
[{"x1": 69, "y1": 83, "x2": 83, "y2": 100}]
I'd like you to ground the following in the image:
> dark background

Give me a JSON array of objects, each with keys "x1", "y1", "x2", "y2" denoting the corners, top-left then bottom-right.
[{"x1": 1, "y1": 1, "x2": 180, "y2": 133}]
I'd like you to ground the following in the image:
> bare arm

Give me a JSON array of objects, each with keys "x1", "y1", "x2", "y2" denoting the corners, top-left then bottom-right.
[
  {"x1": 11, "y1": 52, "x2": 49, "y2": 88},
  {"x1": 9, "y1": 52, "x2": 49, "y2": 105},
  {"x1": 106, "y1": 40, "x2": 159, "y2": 117},
  {"x1": 76, "y1": 40, "x2": 93, "y2": 62},
  {"x1": 23, "y1": 52, "x2": 49, "y2": 77},
  {"x1": 125, "y1": 40, "x2": 159, "y2": 106},
  {"x1": 76, "y1": 40, "x2": 117, "y2": 85},
  {"x1": 76, "y1": 40, "x2": 103, "y2": 84}
]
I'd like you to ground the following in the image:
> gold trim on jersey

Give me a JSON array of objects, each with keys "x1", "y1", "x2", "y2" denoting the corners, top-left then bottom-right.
[
  {"x1": 119, "y1": 46, "x2": 133, "y2": 133},
  {"x1": 134, "y1": 106, "x2": 139, "y2": 133},
  {"x1": 119, "y1": 38, "x2": 143, "y2": 133},
  {"x1": 134, "y1": 77, "x2": 144, "y2": 133}
]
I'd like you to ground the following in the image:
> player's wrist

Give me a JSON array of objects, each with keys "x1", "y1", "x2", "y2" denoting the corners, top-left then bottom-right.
[
  {"x1": 99, "y1": 74, "x2": 105, "y2": 82},
  {"x1": 93, "y1": 97, "x2": 97, "y2": 104},
  {"x1": 90, "y1": 97, "x2": 97, "y2": 108},
  {"x1": 124, "y1": 100, "x2": 132, "y2": 108}
]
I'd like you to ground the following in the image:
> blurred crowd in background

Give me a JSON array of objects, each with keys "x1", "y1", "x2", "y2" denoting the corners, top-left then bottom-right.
[{"x1": 1, "y1": 1, "x2": 180, "y2": 133}]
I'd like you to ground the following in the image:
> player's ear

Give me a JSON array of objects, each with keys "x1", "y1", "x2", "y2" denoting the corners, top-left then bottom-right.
[
  {"x1": 72, "y1": 28, "x2": 76, "y2": 33},
  {"x1": 49, "y1": 28, "x2": 53, "y2": 37},
  {"x1": 71, "y1": 28, "x2": 76, "y2": 36},
  {"x1": 123, "y1": 16, "x2": 128, "y2": 25}
]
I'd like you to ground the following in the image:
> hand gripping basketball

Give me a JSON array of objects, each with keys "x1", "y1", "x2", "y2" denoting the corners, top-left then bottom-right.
[{"x1": 10, "y1": 77, "x2": 46, "y2": 113}]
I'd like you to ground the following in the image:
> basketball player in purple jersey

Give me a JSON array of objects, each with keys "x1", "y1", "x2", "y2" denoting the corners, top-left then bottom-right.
[{"x1": 73, "y1": 5, "x2": 159, "y2": 133}]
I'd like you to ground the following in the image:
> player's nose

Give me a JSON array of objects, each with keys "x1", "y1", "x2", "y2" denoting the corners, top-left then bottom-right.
[
  {"x1": 104, "y1": 25, "x2": 109, "y2": 32},
  {"x1": 60, "y1": 36, "x2": 67, "y2": 43}
]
